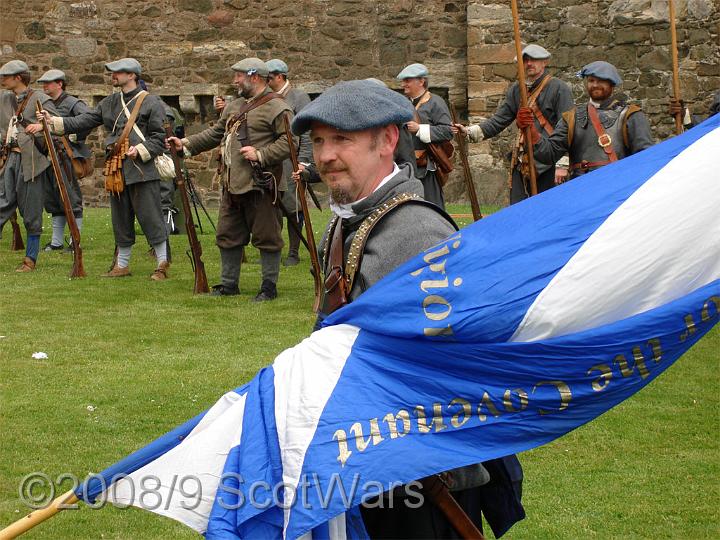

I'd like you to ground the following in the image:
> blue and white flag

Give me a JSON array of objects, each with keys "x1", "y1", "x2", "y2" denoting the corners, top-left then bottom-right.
[{"x1": 77, "y1": 116, "x2": 720, "y2": 539}]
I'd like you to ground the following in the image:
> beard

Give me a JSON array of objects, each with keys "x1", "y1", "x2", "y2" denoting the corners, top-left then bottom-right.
[
  {"x1": 239, "y1": 80, "x2": 254, "y2": 99},
  {"x1": 329, "y1": 186, "x2": 355, "y2": 205}
]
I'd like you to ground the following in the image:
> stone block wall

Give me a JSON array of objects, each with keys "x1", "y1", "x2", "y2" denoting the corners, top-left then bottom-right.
[
  {"x1": 0, "y1": 1, "x2": 717, "y2": 207},
  {"x1": 465, "y1": 0, "x2": 718, "y2": 206},
  {"x1": 0, "y1": 0, "x2": 467, "y2": 206}
]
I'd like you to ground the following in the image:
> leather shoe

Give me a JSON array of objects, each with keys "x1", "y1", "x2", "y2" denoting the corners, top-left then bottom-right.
[
  {"x1": 43, "y1": 242, "x2": 63, "y2": 252},
  {"x1": 150, "y1": 260, "x2": 170, "y2": 281},
  {"x1": 253, "y1": 279, "x2": 277, "y2": 302},
  {"x1": 209, "y1": 284, "x2": 240, "y2": 296},
  {"x1": 102, "y1": 265, "x2": 131, "y2": 277},
  {"x1": 15, "y1": 257, "x2": 36, "y2": 272},
  {"x1": 283, "y1": 252, "x2": 300, "y2": 266}
]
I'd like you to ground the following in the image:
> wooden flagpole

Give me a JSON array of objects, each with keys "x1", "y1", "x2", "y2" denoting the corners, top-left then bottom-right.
[
  {"x1": 510, "y1": 0, "x2": 538, "y2": 196},
  {"x1": 0, "y1": 490, "x2": 78, "y2": 539},
  {"x1": 669, "y1": 0, "x2": 683, "y2": 135}
]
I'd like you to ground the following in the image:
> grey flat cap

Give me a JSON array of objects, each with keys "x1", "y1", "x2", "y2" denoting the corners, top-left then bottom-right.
[
  {"x1": 0, "y1": 60, "x2": 30, "y2": 76},
  {"x1": 577, "y1": 61, "x2": 622, "y2": 85},
  {"x1": 232, "y1": 57, "x2": 269, "y2": 77},
  {"x1": 37, "y1": 69, "x2": 66, "y2": 82},
  {"x1": 396, "y1": 63, "x2": 429, "y2": 80},
  {"x1": 266, "y1": 59, "x2": 288, "y2": 74},
  {"x1": 291, "y1": 79, "x2": 415, "y2": 135},
  {"x1": 522, "y1": 44, "x2": 551, "y2": 59},
  {"x1": 105, "y1": 58, "x2": 142, "y2": 75}
]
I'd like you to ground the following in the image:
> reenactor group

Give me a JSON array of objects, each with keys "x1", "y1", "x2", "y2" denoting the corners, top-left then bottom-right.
[{"x1": 1, "y1": 39, "x2": 718, "y2": 538}]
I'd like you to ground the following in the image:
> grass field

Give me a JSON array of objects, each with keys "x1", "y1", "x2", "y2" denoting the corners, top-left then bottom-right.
[{"x1": 0, "y1": 206, "x2": 718, "y2": 539}]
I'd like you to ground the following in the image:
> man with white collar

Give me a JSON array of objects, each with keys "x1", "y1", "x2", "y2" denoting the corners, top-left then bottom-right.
[
  {"x1": 292, "y1": 79, "x2": 520, "y2": 539},
  {"x1": 42, "y1": 58, "x2": 170, "y2": 279},
  {"x1": 523, "y1": 61, "x2": 654, "y2": 179},
  {"x1": 397, "y1": 63, "x2": 453, "y2": 209},
  {"x1": 452, "y1": 44, "x2": 574, "y2": 203},
  {"x1": 266, "y1": 58, "x2": 313, "y2": 267},
  {"x1": 36, "y1": 69, "x2": 91, "y2": 252}
]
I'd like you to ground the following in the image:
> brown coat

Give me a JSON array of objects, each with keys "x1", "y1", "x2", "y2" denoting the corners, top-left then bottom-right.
[{"x1": 184, "y1": 87, "x2": 293, "y2": 195}]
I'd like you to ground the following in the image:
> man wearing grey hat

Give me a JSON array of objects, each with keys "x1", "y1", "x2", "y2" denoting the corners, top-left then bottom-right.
[
  {"x1": 291, "y1": 80, "x2": 513, "y2": 538},
  {"x1": 41, "y1": 57, "x2": 171, "y2": 280},
  {"x1": 452, "y1": 44, "x2": 574, "y2": 204},
  {"x1": 266, "y1": 58, "x2": 313, "y2": 267},
  {"x1": 397, "y1": 62, "x2": 453, "y2": 209},
  {"x1": 34, "y1": 69, "x2": 91, "y2": 252},
  {"x1": 0, "y1": 60, "x2": 58, "y2": 272},
  {"x1": 167, "y1": 57, "x2": 293, "y2": 300},
  {"x1": 521, "y1": 60, "x2": 654, "y2": 179}
]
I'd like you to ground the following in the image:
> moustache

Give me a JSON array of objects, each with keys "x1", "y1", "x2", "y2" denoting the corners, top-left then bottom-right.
[{"x1": 318, "y1": 166, "x2": 347, "y2": 175}]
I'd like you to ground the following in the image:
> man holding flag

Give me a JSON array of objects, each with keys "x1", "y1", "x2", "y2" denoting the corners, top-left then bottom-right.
[{"x1": 291, "y1": 79, "x2": 523, "y2": 538}]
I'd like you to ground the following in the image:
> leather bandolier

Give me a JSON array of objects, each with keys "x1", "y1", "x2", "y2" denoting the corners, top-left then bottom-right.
[
  {"x1": 510, "y1": 75, "x2": 554, "y2": 186},
  {"x1": 564, "y1": 100, "x2": 642, "y2": 177},
  {"x1": 224, "y1": 92, "x2": 281, "y2": 192},
  {"x1": 319, "y1": 192, "x2": 457, "y2": 317}
]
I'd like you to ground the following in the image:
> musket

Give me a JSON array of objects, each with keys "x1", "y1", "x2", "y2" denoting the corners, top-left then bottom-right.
[
  {"x1": 669, "y1": 0, "x2": 683, "y2": 135},
  {"x1": 164, "y1": 122, "x2": 209, "y2": 294},
  {"x1": 421, "y1": 475, "x2": 485, "y2": 539},
  {"x1": 283, "y1": 113, "x2": 322, "y2": 312},
  {"x1": 36, "y1": 102, "x2": 86, "y2": 278},
  {"x1": 510, "y1": 0, "x2": 538, "y2": 197},
  {"x1": 449, "y1": 103, "x2": 482, "y2": 221},
  {"x1": 9, "y1": 212, "x2": 24, "y2": 251}
]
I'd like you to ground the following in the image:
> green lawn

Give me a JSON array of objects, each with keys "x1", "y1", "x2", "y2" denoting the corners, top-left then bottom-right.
[{"x1": 0, "y1": 206, "x2": 717, "y2": 539}]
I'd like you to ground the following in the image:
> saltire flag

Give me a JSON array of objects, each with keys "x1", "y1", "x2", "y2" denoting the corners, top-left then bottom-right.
[{"x1": 76, "y1": 115, "x2": 720, "y2": 539}]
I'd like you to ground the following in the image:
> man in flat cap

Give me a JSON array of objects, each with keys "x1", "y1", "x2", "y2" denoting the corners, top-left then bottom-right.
[
  {"x1": 397, "y1": 62, "x2": 453, "y2": 209},
  {"x1": 266, "y1": 58, "x2": 313, "y2": 267},
  {"x1": 292, "y1": 80, "x2": 520, "y2": 538},
  {"x1": 521, "y1": 60, "x2": 654, "y2": 179},
  {"x1": 453, "y1": 44, "x2": 574, "y2": 204},
  {"x1": 0, "y1": 60, "x2": 58, "y2": 271},
  {"x1": 168, "y1": 58, "x2": 292, "y2": 300},
  {"x1": 41, "y1": 57, "x2": 170, "y2": 279},
  {"x1": 34, "y1": 69, "x2": 91, "y2": 252}
]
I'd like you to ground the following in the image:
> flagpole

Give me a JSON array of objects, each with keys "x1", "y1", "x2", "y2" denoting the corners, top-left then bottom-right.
[
  {"x1": 669, "y1": 0, "x2": 683, "y2": 135},
  {"x1": 510, "y1": 0, "x2": 538, "y2": 196},
  {"x1": 0, "y1": 490, "x2": 78, "y2": 539}
]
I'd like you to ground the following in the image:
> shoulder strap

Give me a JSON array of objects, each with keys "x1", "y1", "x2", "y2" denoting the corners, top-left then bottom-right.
[
  {"x1": 114, "y1": 91, "x2": 148, "y2": 154},
  {"x1": 563, "y1": 109, "x2": 576, "y2": 147},
  {"x1": 15, "y1": 89, "x2": 35, "y2": 117},
  {"x1": 53, "y1": 92, "x2": 70, "y2": 109},
  {"x1": 345, "y1": 193, "x2": 458, "y2": 291},
  {"x1": 528, "y1": 76, "x2": 555, "y2": 135},
  {"x1": 587, "y1": 104, "x2": 619, "y2": 162},
  {"x1": 622, "y1": 104, "x2": 642, "y2": 149},
  {"x1": 228, "y1": 92, "x2": 282, "y2": 127},
  {"x1": 413, "y1": 91, "x2": 432, "y2": 122}
]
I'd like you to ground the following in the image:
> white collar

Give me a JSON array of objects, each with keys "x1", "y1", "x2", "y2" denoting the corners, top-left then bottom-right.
[
  {"x1": 278, "y1": 80, "x2": 290, "y2": 95},
  {"x1": 330, "y1": 163, "x2": 400, "y2": 219},
  {"x1": 590, "y1": 99, "x2": 601, "y2": 108}
]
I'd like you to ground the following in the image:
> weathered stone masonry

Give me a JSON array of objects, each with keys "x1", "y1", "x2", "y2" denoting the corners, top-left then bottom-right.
[{"x1": 0, "y1": 1, "x2": 717, "y2": 206}]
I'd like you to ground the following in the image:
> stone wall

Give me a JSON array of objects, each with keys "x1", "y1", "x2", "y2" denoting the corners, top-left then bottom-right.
[
  {"x1": 464, "y1": 0, "x2": 719, "y2": 206},
  {"x1": 0, "y1": 1, "x2": 717, "y2": 207},
  {"x1": 0, "y1": 0, "x2": 467, "y2": 206}
]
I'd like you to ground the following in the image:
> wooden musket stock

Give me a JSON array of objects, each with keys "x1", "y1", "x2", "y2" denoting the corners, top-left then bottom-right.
[
  {"x1": 36, "y1": 102, "x2": 85, "y2": 278},
  {"x1": 450, "y1": 103, "x2": 482, "y2": 221},
  {"x1": 164, "y1": 123, "x2": 209, "y2": 294},
  {"x1": 283, "y1": 113, "x2": 323, "y2": 312}
]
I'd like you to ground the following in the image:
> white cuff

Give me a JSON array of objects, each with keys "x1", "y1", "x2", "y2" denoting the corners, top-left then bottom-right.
[
  {"x1": 556, "y1": 155, "x2": 570, "y2": 168},
  {"x1": 183, "y1": 147, "x2": 192, "y2": 158},
  {"x1": 417, "y1": 124, "x2": 431, "y2": 144},
  {"x1": 135, "y1": 143, "x2": 151, "y2": 163},
  {"x1": 467, "y1": 124, "x2": 484, "y2": 142},
  {"x1": 51, "y1": 116, "x2": 65, "y2": 135},
  {"x1": 256, "y1": 149, "x2": 263, "y2": 166}
]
